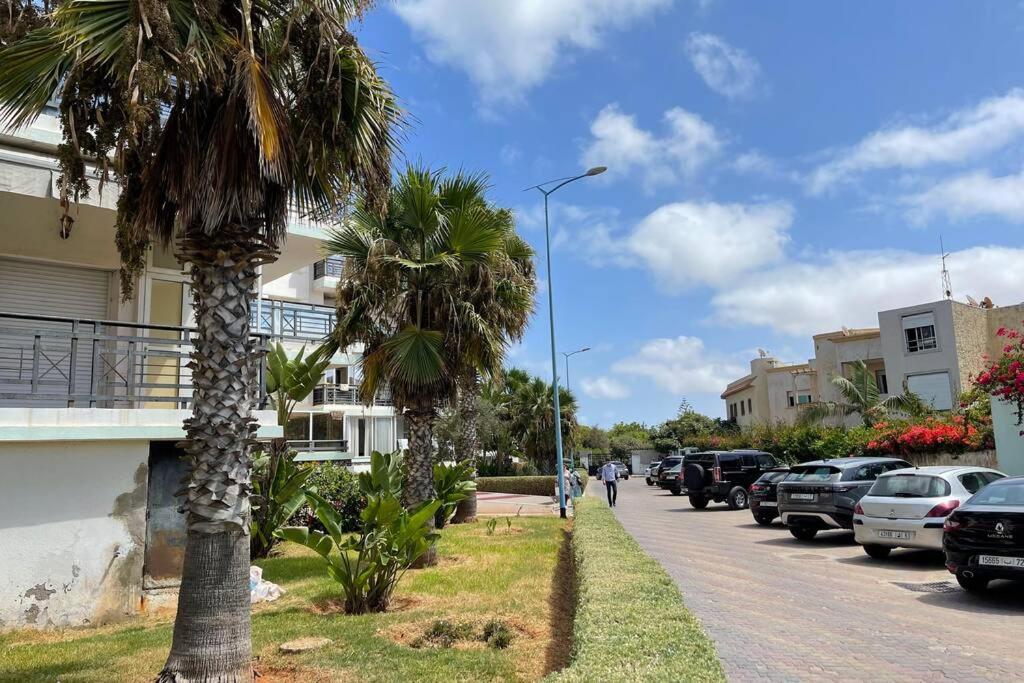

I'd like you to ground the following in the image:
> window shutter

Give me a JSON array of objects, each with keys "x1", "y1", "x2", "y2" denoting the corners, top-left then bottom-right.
[{"x1": 902, "y1": 312, "x2": 935, "y2": 330}]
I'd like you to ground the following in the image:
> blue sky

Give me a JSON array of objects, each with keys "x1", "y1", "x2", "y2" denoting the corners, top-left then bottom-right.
[{"x1": 354, "y1": 1, "x2": 1024, "y2": 427}]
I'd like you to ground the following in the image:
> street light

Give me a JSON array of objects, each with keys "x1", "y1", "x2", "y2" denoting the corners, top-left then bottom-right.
[
  {"x1": 526, "y1": 166, "x2": 607, "y2": 519},
  {"x1": 561, "y1": 346, "x2": 591, "y2": 394}
]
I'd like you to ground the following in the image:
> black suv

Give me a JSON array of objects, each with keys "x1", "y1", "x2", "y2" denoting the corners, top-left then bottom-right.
[
  {"x1": 749, "y1": 467, "x2": 791, "y2": 526},
  {"x1": 679, "y1": 450, "x2": 780, "y2": 509},
  {"x1": 655, "y1": 455, "x2": 684, "y2": 491},
  {"x1": 943, "y1": 475, "x2": 1024, "y2": 593},
  {"x1": 777, "y1": 457, "x2": 911, "y2": 540}
]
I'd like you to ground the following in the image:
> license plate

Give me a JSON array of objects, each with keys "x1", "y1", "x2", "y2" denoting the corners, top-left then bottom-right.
[
  {"x1": 760, "y1": 501, "x2": 778, "y2": 507},
  {"x1": 790, "y1": 493, "x2": 815, "y2": 501},
  {"x1": 978, "y1": 555, "x2": 1024, "y2": 569},
  {"x1": 878, "y1": 530, "x2": 914, "y2": 540}
]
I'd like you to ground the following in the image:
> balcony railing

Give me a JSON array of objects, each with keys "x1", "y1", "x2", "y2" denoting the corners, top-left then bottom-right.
[
  {"x1": 0, "y1": 312, "x2": 269, "y2": 409},
  {"x1": 313, "y1": 256, "x2": 344, "y2": 280},
  {"x1": 287, "y1": 439, "x2": 348, "y2": 453},
  {"x1": 251, "y1": 299, "x2": 336, "y2": 341},
  {"x1": 312, "y1": 383, "x2": 393, "y2": 407}
]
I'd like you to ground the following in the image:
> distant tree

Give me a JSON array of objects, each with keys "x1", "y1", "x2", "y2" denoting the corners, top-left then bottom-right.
[
  {"x1": 578, "y1": 424, "x2": 610, "y2": 452},
  {"x1": 607, "y1": 421, "x2": 653, "y2": 459}
]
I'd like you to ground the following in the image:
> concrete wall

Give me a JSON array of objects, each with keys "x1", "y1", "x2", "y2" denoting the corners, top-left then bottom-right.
[
  {"x1": 879, "y1": 300, "x2": 959, "y2": 399},
  {"x1": 991, "y1": 398, "x2": 1024, "y2": 476},
  {"x1": 766, "y1": 367, "x2": 817, "y2": 425},
  {"x1": 0, "y1": 440, "x2": 148, "y2": 629},
  {"x1": 951, "y1": 302, "x2": 989, "y2": 390},
  {"x1": 263, "y1": 265, "x2": 324, "y2": 305}
]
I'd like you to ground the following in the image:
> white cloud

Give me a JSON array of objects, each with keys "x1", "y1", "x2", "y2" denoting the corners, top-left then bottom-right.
[
  {"x1": 626, "y1": 201, "x2": 792, "y2": 290},
  {"x1": 580, "y1": 104, "x2": 722, "y2": 191},
  {"x1": 732, "y1": 150, "x2": 778, "y2": 176},
  {"x1": 904, "y1": 169, "x2": 1024, "y2": 223},
  {"x1": 393, "y1": 0, "x2": 670, "y2": 106},
  {"x1": 808, "y1": 89, "x2": 1024, "y2": 193},
  {"x1": 613, "y1": 336, "x2": 745, "y2": 394},
  {"x1": 685, "y1": 33, "x2": 762, "y2": 99},
  {"x1": 580, "y1": 376, "x2": 631, "y2": 400},
  {"x1": 711, "y1": 246, "x2": 1024, "y2": 337},
  {"x1": 499, "y1": 144, "x2": 522, "y2": 165}
]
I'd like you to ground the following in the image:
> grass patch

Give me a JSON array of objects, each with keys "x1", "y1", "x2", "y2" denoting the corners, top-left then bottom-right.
[
  {"x1": 0, "y1": 517, "x2": 569, "y2": 683},
  {"x1": 546, "y1": 498, "x2": 724, "y2": 683}
]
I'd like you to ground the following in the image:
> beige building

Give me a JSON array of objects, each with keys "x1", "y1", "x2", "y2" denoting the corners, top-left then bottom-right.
[{"x1": 721, "y1": 357, "x2": 816, "y2": 426}]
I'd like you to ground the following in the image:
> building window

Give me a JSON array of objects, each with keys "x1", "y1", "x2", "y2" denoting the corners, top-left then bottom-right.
[
  {"x1": 740, "y1": 401, "x2": 746, "y2": 416},
  {"x1": 875, "y1": 370, "x2": 888, "y2": 394},
  {"x1": 798, "y1": 394, "x2": 812, "y2": 404},
  {"x1": 332, "y1": 366, "x2": 349, "y2": 385},
  {"x1": 902, "y1": 312, "x2": 937, "y2": 353},
  {"x1": 747, "y1": 398, "x2": 752, "y2": 414},
  {"x1": 788, "y1": 393, "x2": 795, "y2": 408},
  {"x1": 789, "y1": 391, "x2": 812, "y2": 407}
]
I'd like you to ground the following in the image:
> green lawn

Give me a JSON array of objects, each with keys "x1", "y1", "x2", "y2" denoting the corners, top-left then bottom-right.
[{"x1": 0, "y1": 517, "x2": 572, "y2": 682}]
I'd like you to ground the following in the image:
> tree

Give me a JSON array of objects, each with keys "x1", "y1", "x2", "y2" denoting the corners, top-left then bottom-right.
[
  {"x1": 606, "y1": 422, "x2": 651, "y2": 460},
  {"x1": 326, "y1": 167, "x2": 530, "y2": 560},
  {"x1": 0, "y1": 0, "x2": 399, "y2": 677},
  {"x1": 578, "y1": 424, "x2": 610, "y2": 452},
  {"x1": 499, "y1": 370, "x2": 578, "y2": 473},
  {"x1": 799, "y1": 360, "x2": 914, "y2": 427}
]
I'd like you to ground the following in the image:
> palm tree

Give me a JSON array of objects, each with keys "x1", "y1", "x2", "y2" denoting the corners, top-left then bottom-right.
[
  {"x1": 0, "y1": 2, "x2": 399, "y2": 679},
  {"x1": 506, "y1": 372, "x2": 579, "y2": 473},
  {"x1": 799, "y1": 360, "x2": 913, "y2": 427},
  {"x1": 325, "y1": 167, "x2": 529, "y2": 560}
]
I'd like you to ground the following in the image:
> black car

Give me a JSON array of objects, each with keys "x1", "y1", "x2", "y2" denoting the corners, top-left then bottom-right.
[
  {"x1": 749, "y1": 467, "x2": 791, "y2": 526},
  {"x1": 944, "y1": 475, "x2": 1024, "y2": 593},
  {"x1": 777, "y1": 457, "x2": 911, "y2": 541},
  {"x1": 678, "y1": 450, "x2": 780, "y2": 509},
  {"x1": 655, "y1": 455, "x2": 684, "y2": 490}
]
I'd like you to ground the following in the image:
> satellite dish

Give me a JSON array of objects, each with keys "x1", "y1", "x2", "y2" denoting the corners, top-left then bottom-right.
[
  {"x1": 966, "y1": 295, "x2": 979, "y2": 307},
  {"x1": 982, "y1": 296, "x2": 994, "y2": 309},
  {"x1": 757, "y1": 348, "x2": 768, "y2": 358},
  {"x1": 841, "y1": 326, "x2": 850, "y2": 335}
]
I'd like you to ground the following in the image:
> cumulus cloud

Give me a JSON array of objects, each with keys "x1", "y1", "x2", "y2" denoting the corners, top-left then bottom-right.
[
  {"x1": 393, "y1": 0, "x2": 670, "y2": 106},
  {"x1": 807, "y1": 89, "x2": 1024, "y2": 194},
  {"x1": 685, "y1": 33, "x2": 762, "y2": 99},
  {"x1": 613, "y1": 336, "x2": 746, "y2": 394},
  {"x1": 580, "y1": 376, "x2": 631, "y2": 400},
  {"x1": 580, "y1": 104, "x2": 722, "y2": 191},
  {"x1": 904, "y1": 169, "x2": 1024, "y2": 224},
  {"x1": 711, "y1": 246, "x2": 1024, "y2": 337}
]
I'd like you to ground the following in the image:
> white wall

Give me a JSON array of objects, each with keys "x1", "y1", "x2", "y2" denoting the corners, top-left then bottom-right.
[
  {"x1": 262, "y1": 265, "x2": 323, "y2": 304},
  {"x1": 991, "y1": 398, "x2": 1024, "y2": 476},
  {"x1": 0, "y1": 441, "x2": 148, "y2": 628}
]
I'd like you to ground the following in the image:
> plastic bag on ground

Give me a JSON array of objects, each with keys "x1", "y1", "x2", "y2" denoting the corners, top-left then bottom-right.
[{"x1": 250, "y1": 565, "x2": 285, "y2": 604}]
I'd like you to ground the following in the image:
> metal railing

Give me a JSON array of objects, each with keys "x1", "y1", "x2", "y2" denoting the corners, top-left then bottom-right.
[
  {"x1": 312, "y1": 383, "x2": 393, "y2": 407},
  {"x1": 287, "y1": 438, "x2": 348, "y2": 453},
  {"x1": 250, "y1": 298, "x2": 336, "y2": 341},
  {"x1": 313, "y1": 256, "x2": 344, "y2": 280},
  {"x1": 0, "y1": 312, "x2": 269, "y2": 409}
]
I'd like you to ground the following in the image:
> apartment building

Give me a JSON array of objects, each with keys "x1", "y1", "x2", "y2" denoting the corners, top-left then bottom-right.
[
  {"x1": 722, "y1": 356, "x2": 816, "y2": 426},
  {"x1": 0, "y1": 107, "x2": 397, "y2": 627}
]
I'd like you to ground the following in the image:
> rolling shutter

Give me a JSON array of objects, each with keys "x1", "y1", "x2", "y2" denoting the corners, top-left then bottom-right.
[
  {"x1": 901, "y1": 312, "x2": 935, "y2": 330},
  {"x1": 906, "y1": 372, "x2": 953, "y2": 410}
]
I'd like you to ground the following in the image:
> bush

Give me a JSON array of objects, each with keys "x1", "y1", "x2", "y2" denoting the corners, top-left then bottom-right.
[
  {"x1": 477, "y1": 459, "x2": 540, "y2": 477},
  {"x1": 476, "y1": 475, "x2": 557, "y2": 496},
  {"x1": 482, "y1": 618, "x2": 514, "y2": 649},
  {"x1": 547, "y1": 499, "x2": 723, "y2": 682},
  {"x1": 292, "y1": 463, "x2": 365, "y2": 532}
]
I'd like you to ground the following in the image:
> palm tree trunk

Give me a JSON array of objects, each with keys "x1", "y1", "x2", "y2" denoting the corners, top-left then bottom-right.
[
  {"x1": 158, "y1": 228, "x2": 271, "y2": 682},
  {"x1": 403, "y1": 399, "x2": 438, "y2": 566},
  {"x1": 451, "y1": 373, "x2": 478, "y2": 524}
]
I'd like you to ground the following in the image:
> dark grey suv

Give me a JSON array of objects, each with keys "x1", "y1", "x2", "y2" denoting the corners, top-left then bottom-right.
[{"x1": 778, "y1": 457, "x2": 911, "y2": 541}]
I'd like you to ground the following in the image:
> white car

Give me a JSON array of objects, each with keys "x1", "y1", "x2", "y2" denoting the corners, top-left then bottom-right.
[{"x1": 853, "y1": 465, "x2": 1006, "y2": 558}]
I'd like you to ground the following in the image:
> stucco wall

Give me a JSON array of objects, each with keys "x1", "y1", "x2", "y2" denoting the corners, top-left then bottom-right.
[
  {"x1": 879, "y1": 300, "x2": 959, "y2": 398},
  {"x1": 0, "y1": 440, "x2": 148, "y2": 629},
  {"x1": 950, "y1": 302, "x2": 988, "y2": 392}
]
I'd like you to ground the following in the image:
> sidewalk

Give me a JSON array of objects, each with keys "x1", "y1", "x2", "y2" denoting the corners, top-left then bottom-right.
[{"x1": 476, "y1": 491, "x2": 561, "y2": 516}]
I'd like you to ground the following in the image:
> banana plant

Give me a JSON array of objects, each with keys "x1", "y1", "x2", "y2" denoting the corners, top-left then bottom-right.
[
  {"x1": 251, "y1": 340, "x2": 336, "y2": 560},
  {"x1": 432, "y1": 461, "x2": 477, "y2": 529}
]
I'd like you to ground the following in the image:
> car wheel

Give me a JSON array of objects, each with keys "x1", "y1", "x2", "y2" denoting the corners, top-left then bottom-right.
[
  {"x1": 670, "y1": 485, "x2": 682, "y2": 496},
  {"x1": 862, "y1": 544, "x2": 892, "y2": 559},
  {"x1": 727, "y1": 486, "x2": 749, "y2": 510},
  {"x1": 956, "y1": 572, "x2": 990, "y2": 593},
  {"x1": 753, "y1": 513, "x2": 774, "y2": 526},
  {"x1": 624, "y1": 475, "x2": 629, "y2": 480},
  {"x1": 688, "y1": 495, "x2": 709, "y2": 509},
  {"x1": 789, "y1": 527, "x2": 817, "y2": 541}
]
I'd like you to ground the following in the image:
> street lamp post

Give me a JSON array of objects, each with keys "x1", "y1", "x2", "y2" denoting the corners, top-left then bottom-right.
[
  {"x1": 527, "y1": 167, "x2": 606, "y2": 519},
  {"x1": 561, "y1": 346, "x2": 590, "y2": 472}
]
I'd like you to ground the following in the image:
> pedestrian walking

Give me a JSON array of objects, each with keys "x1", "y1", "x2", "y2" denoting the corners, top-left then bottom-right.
[{"x1": 599, "y1": 460, "x2": 619, "y2": 507}]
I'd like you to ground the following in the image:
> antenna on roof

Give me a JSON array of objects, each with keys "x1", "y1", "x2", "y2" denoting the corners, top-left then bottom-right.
[
  {"x1": 757, "y1": 348, "x2": 768, "y2": 358},
  {"x1": 966, "y1": 295, "x2": 979, "y2": 307},
  {"x1": 939, "y1": 235, "x2": 952, "y2": 300},
  {"x1": 841, "y1": 326, "x2": 850, "y2": 335}
]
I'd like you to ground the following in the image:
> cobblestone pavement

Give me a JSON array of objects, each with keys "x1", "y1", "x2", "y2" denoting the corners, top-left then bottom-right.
[{"x1": 606, "y1": 478, "x2": 1024, "y2": 682}]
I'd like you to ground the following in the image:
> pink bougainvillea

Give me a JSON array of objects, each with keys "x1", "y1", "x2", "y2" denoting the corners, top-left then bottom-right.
[{"x1": 974, "y1": 324, "x2": 1024, "y2": 428}]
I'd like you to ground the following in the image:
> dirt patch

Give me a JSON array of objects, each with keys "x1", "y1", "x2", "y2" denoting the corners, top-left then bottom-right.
[
  {"x1": 255, "y1": 663, "x2": 342, "y2": 682},
  {"x1": 309, "y1": 594, "x2": 424, "y2": 616},
  {"x1": 543, "y1": 527, "x2": 576, "y2": 676},
  {"x1": 380, "y1": 616, "x2": 538, "y2": 651}
]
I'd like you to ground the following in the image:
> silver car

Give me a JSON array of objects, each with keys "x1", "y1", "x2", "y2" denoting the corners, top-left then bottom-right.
[{"x1": 854, "y1": 465, "x2": 1006, "y2": 558}]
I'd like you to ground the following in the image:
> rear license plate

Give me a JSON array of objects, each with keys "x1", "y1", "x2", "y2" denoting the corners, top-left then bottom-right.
[
  {"x1": 878, "y1": 530, "x2": 914, "y2": 540},
  {"x1": 790, "y1": 493, "x2": 815, "y2": 501},
  {"x1": 978, "y1": 555, "x2": 1024, "y2": 569},
  {"x1": 760, "y1": 501, "x2": 777, "y2": 507}
]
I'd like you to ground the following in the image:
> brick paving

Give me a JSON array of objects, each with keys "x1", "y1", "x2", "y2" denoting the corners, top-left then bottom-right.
[{"x1": 603, "y1": 479, "x2": 1024, "y2": 682}]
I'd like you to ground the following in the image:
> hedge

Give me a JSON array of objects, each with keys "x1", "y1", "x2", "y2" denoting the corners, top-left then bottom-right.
[
  {"x1": 476, "y1": 470, "x2": 589, "y2": 497},
  {"x1": 548, "y1": 498, "x2": 724, "y2": 682}
]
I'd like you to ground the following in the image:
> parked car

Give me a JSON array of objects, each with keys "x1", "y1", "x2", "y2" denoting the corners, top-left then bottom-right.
[
  {"x1": 655, "y1": 455, "x2": 684, "y2": 490},
  {"x1": 749, "y1": 467, "x2": 791, "y2": 525},
  {"x1": 678, "y1": 450, "x2": 780, "y2": 509},
  {"x1": 854, "y1": 466, "x2": 1005, "y2": 558},
  {"x1": 944, "y1": 475, "x2": 1024, "y2": 592},
  {"x1": 595, "y1": 460, "x2": 630, "y2": 480},
  {"x1": 645, "y1": 461, "x2": 662, "y2": 486},
  {"x1": 778, "y1": 457, "x2": 911, "y2": 541}
]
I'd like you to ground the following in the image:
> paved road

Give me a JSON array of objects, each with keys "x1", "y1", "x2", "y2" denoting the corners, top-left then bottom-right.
[{"x1": 606, "y1": 478, "x2": 1024, "y2": 682}]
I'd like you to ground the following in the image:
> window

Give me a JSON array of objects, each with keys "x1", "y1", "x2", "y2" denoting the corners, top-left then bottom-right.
[
  {"x1": 740, "y1": 401, "x2": 746, "y2": 417},
  {"x1": 968, "y1": 481, "x2": 1024, "y2": 506},
  {"x1": 747, "y1": 398, "x2": 753, "y2": 414},
  {"x1": 786, "y1": 466, "x2": 842, "y2": 482},
  {"x1": 333, "y1": 366, "x2": 349, "y2": 385},
  {"x1": 757, "y1": 454, "x2": 776, "y2": 468},
  {"x1": 717, "y1": 454, "x2": 740, "y2": 469},
  {"x1": 870, "y1": 474, "x2": 950, "y2": 498},
  {"x1": 788, "y1": 393, "x2": 795, "y2": 407},
  {"x1": 958, "y1": 472, "x2": 989, "y2": 494},
  {"x1": 798, "y1": 394, "x2": 812, "y2": 404},
  {"x1": 902, "y1": 312, "x2": 937, "y2": 353},
  {"x1": 740, "y1": 454, "x2": 757, "y2": 468},
  {"x1": 906, "y1": 372, "x2": 953, "y2": 410},
  {"x1": 875, "y1": 370, "x2": 888, "y2": 395}
]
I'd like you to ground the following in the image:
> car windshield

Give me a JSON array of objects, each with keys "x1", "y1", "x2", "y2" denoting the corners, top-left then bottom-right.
[
  {"x1": 786, "y1": 466, "x2": 842, "y2": 482},
  {"x1": 660, "y1": 457, "x2": 681, "y2": 468},
  {"x1": 968, "y1": 482, "x2": 1024, "y2": 506},
  {"x1": 869, "y1": 474, "x2": 950, "y2": 498}
]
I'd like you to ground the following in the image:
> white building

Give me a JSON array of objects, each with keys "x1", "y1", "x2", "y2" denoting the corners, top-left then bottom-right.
[{"x1": 0, "y1": 106, "x2": 398, "y2": 628}]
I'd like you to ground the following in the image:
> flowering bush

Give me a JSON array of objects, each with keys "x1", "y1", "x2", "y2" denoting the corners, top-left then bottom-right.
[
  {"x1": 974, "y1": 325, "x2": 1024, "y2": 428},
  {"x1": 863, "y1": 416, "x2": 990, "y2": 456}
]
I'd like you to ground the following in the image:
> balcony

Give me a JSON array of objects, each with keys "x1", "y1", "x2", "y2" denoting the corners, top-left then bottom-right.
[
  {"x1": 0, "y1": 312, "x2": 269, "y2": 409},
  {"x1": 312, "y1": 256, "x2": 344, "y2": 293},
  {"x1": 251, "y1": 298, "x2": 336, "y2": 341},
  {"x1": 312, "y1": 383, "x2": 393, "y2": 407}
]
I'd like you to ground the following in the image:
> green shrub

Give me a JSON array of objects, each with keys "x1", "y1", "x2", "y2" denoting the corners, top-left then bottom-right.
[
  {"x1": 293, "y1": 462, "x2": 365, "y2": 532},
  {"x1": 476, "y1": 475, "x2": 556, "y2": 496},
  {"x1": 574, "y1": 469, "x2": 589, "y2": 493},
  {"x1": 433, "y1": 461, "x2": 477, "y2": 529},
  {"x1": 420, "y1": 619, "x2": 474, "y2": 648},
  {"x1": 481, "y1": 618, "x2": 514, "y2": 649},
  {"x1": 547, "y1": 499, "x2": 724, "y2": 682}
]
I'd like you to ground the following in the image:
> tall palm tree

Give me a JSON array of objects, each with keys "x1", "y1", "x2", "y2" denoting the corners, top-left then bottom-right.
[
  {"x1": 0, "y1": 1, "x2": 399, "y2": 679},
  {"x1": 325, "y1": 167, "x2": 529, "y2": 559},
  {"x1": 506, "y1": 373, "x2": 578, "y2": 473},
  {"x1": 799, "y1": 360, "x2": 913, "y2": 427}
]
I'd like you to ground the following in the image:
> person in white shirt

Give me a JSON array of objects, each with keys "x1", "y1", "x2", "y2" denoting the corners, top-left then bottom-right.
[{"x1": 599, "y1": 461, "x2": 619, "y2": 507}]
